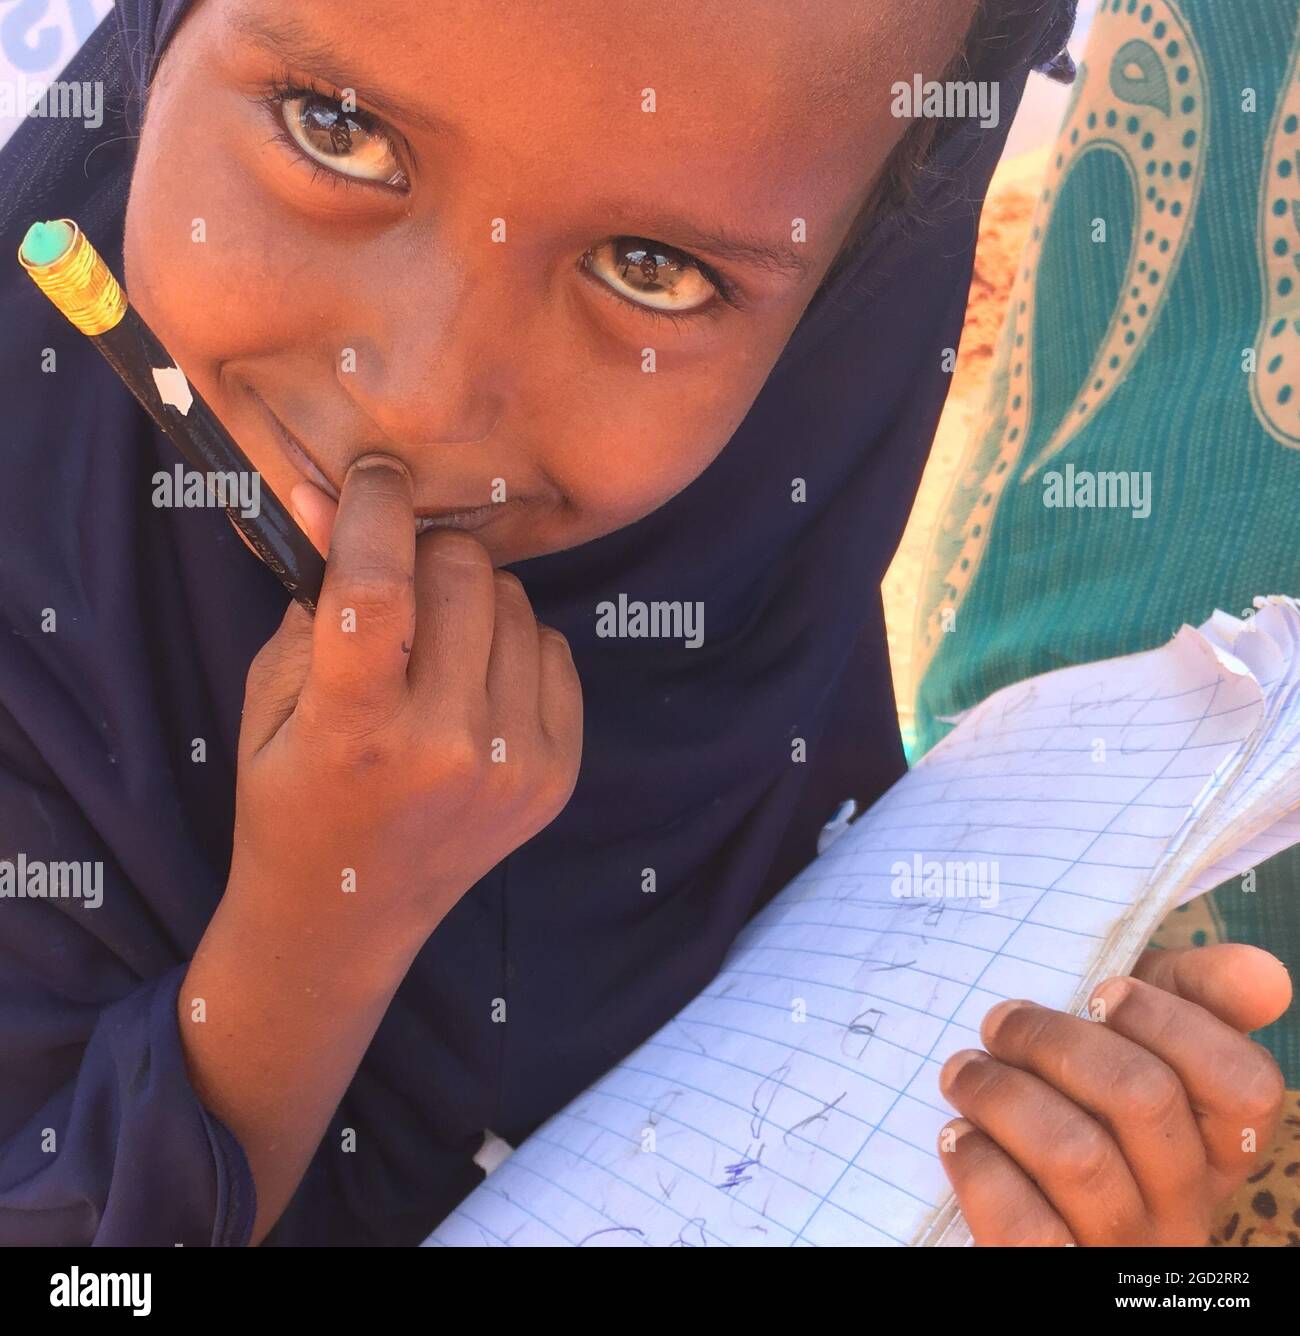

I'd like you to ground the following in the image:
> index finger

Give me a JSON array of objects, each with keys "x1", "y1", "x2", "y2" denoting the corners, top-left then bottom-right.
[{"x1": 305, "y1": 454, "x2": 417, "y2": 726}]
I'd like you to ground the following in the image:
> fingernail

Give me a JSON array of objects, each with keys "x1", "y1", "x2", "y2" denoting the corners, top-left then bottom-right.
[
  {"x1": 1090, "y1": 977, "x2": 1130, "y2": 1021},
  {"x1": 350, "y1": 453, "x2": 410, "y2": 478},
  {"x1": 982, "y1": 998, "x2": 1027, "y2": 1043},
  {"x1": 288, "y1": 481, "x2": 314, "y2": 526},
  {"x1": 940, "y1": 1049, "x2": 986, "y2": 1093}
]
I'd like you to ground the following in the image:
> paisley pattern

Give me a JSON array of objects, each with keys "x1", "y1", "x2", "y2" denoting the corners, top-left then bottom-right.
[
  {"x1": 913, "y1": 0, "x2": 1208, "y2": 679},
  {"x1": 1250, "y1": 29, "x2": 1300, "y2": 448}
]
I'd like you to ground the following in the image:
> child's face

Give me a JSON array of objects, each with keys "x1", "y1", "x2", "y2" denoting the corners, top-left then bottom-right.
[{"x1": 124, "y1": 0, "x2": 973, "y2": 565}]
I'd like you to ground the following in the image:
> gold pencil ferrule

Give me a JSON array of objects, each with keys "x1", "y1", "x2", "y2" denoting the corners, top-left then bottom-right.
[{"x1": 18, "y1": 219, "x2": 127, "y2": 336}]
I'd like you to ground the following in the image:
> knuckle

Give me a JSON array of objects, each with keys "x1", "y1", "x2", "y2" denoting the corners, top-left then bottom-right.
[
  {"x1": 425, "y1": 528, "x2": 492, "y2": 569},
  {"x1": 1109, "y1": 1053, "x2": 1184, "y2": 1124},
  {"x1": 1233, "y1": 1045, "x2": 1285, "y2": 1123},
  {"x1": 538, "y1": 760, "x2": 579, "y2": 815},
  {"x1": 435, "y1": 729, "x2": 485, "y2": 784},
  {"x1": 999, "y1": 1212, "x2": 1073, "y2": 1248},
  {"x1": 540, "y1": 624, "x2": 571, "y2": 653},
  {"x1": 330, "y1": 567, "x2": 415, "y2": 619},
  {"x1": 1045, "y1": 1115, "x2": 1115, "y2": 1190},
  {"x1": 542, "y1": 632, "x2": 582, "y2": 693},
  {"x1": 493, "y1": 570, "x2": 529, "y2": 606}
]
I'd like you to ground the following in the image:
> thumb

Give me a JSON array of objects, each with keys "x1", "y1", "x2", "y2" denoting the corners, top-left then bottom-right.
[{"x1": 1131, "y1": 943, "x2": 1293, "y2": 1034}]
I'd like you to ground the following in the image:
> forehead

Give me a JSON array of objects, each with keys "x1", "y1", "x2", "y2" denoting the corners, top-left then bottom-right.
[{"x1": 209, "y1": 0, "x2": 971, "y2": 241}]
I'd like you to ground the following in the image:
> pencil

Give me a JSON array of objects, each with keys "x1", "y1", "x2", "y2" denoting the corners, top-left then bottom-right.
[{"x1": 18, "y1": 218, "x2": 325, "y2": 613}]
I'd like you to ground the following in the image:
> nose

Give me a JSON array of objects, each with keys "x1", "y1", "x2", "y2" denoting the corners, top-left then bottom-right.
[{"x1": 334, "y1": 234, "x2": 509, "y2": 449}]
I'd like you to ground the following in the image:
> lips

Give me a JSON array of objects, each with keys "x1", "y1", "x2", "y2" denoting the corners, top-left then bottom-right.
[
  {"x1": 414, "y1": 505, "x2": 502, "y2": 533},
  {"x1": 246, "y1": 386, "x2": 521, "y2": 533}
]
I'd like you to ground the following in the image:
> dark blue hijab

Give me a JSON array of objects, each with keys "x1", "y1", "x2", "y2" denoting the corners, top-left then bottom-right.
[{"x1": 0, "y1": 0, "x2": 1074, "y2": 1244}]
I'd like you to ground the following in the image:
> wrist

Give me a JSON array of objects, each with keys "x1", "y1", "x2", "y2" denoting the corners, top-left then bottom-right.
[{"x1": 215, "y1": 870, "x2": 433, "y2": 1000}]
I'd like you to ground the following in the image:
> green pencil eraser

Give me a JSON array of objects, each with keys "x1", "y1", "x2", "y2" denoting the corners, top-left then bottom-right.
[{"x1": 20, "y1": 220, "x2": 74, "y2": 266}]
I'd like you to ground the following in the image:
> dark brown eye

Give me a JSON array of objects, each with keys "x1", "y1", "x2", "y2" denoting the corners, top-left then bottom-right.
[
  {"x1": 584, "y1": 237, "x2": 717, "y2": 313},
  {"x1": 281, "y1": 93, "x2": 407, "y2": 188}
]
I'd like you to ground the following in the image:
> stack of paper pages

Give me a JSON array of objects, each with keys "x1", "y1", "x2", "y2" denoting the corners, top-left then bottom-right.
[{"x1": 425, "y1": 597, "x2": 1300, "y2": 1248}]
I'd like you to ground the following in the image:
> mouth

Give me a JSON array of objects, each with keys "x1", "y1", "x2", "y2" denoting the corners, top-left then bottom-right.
[{"x1": 246, "y1": 386, "x2": 526, "y2": 534}]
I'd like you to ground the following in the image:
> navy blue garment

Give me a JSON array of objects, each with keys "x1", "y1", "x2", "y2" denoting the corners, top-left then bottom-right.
[{"x1": 0, "y1": 1, "x2": 1074, "y2": 1245}]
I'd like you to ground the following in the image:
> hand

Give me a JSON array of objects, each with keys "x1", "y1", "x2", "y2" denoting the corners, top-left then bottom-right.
[
  {"x1": 226, "y1": 454, "x2": 583, "y2": 962},
  {"x1": 937, "y1": 943, "x2": 1292, "y2": 1245}
]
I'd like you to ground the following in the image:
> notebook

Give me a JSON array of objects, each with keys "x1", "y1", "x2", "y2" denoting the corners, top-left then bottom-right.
[{"x1": 423, "y1": 596, "x2": 1300, "y2": 1247}]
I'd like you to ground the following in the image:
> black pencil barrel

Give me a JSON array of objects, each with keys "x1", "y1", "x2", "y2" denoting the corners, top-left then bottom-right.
[{"x1": 91, "y1": 308, "x2": 325, "y2": 613}]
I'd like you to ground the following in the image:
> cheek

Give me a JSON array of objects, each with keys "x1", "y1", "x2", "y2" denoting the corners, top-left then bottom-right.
[
  {"x1": 531, "y1": 352, "x2": 774, "y2": 534},
  {"x1": 123, "y1": 90, "x2": 322, "y2": 392}
]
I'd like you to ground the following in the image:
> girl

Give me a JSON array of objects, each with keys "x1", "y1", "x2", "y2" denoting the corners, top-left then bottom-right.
[{"x1": 0, "y1": 0, "x2": 1287, "y2": 1247}]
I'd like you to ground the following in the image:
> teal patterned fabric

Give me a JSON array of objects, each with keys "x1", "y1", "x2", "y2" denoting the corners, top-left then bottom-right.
[{"x1": 912, "y1": 0, "x2": 1300, "y2": 1080}]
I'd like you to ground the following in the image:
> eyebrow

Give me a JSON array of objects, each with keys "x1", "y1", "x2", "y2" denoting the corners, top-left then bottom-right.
[
  {"x1": 230, "y1": 11, "x2": 457, "y2": 137},
  {"x1": 231, "y1": 10, "x2": 812, "y2": 282},
  {"x1": 586, "y1": 206, "x2": 814, "y2": 279}
]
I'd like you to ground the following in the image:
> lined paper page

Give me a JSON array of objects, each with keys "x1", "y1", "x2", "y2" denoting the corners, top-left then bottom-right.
[
  {"x1": 925, "y1": 598, "x2": 1300, "y2": 1246},
  {"x1": 1185, "y1": 810, "x2": 1300, "y2": 899},
  {"x1": 1176, "y1": 601, "x2": 1300, "y2": 896},
  {"x1": 426, "y1": 606, "x2": 1300, "y2": 1248}
]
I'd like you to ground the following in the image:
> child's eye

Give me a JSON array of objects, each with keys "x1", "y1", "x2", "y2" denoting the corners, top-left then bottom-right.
[
  {"x1": 581, "y1": 238, "x2": 725, "y2": 318},
  {"x1": 270, "y1": 84, "x2": 409, "y2": 190}
]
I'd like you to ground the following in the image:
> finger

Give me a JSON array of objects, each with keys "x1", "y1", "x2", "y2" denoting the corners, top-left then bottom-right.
[
  {"x1": 485, "y1": 569, "x2": 540, "y2": 723},
  {"x1": 407, "y1": 529, "x2": 497, "y2": 706},
  {"x1": 305, "y1": 454, "x2": 416, "y2": 727},
  {"x1": 938, "y1": 1119, "x2": 1075, "y2": 1246},
  {"x1": 939, "y1": 1048, "x2": 1147, "y2": 1245},
  {"x1": 289, "y1": 478, "x2": 338, "y2": 557},
  {"x1": 537, "y1": 625, "x2": 583, "y2": 756},
  {"x1": 1089, "y1": 973, "x2": 1286, "y2": 1190},
  {"x1": 1130, "y1": 944, "x2": 1293, "y2": 1034},
  {"x1": 240, "y1": 600, "x2": 316, "y2": 752},
  {"x1": 980, "y1": 999, "x2": 1204, "y2": 1223}
]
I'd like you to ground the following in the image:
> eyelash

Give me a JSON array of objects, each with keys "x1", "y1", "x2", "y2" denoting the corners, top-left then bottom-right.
[
  {"x1": 255, "y1": 75, "x2": 741, "y2": 328},
  {"x1": 579, "y1": 248, "x2": 740, "y2": 329},
  {"x1": 255, "y1": 73, "x2": 409, "y2": 195}
]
